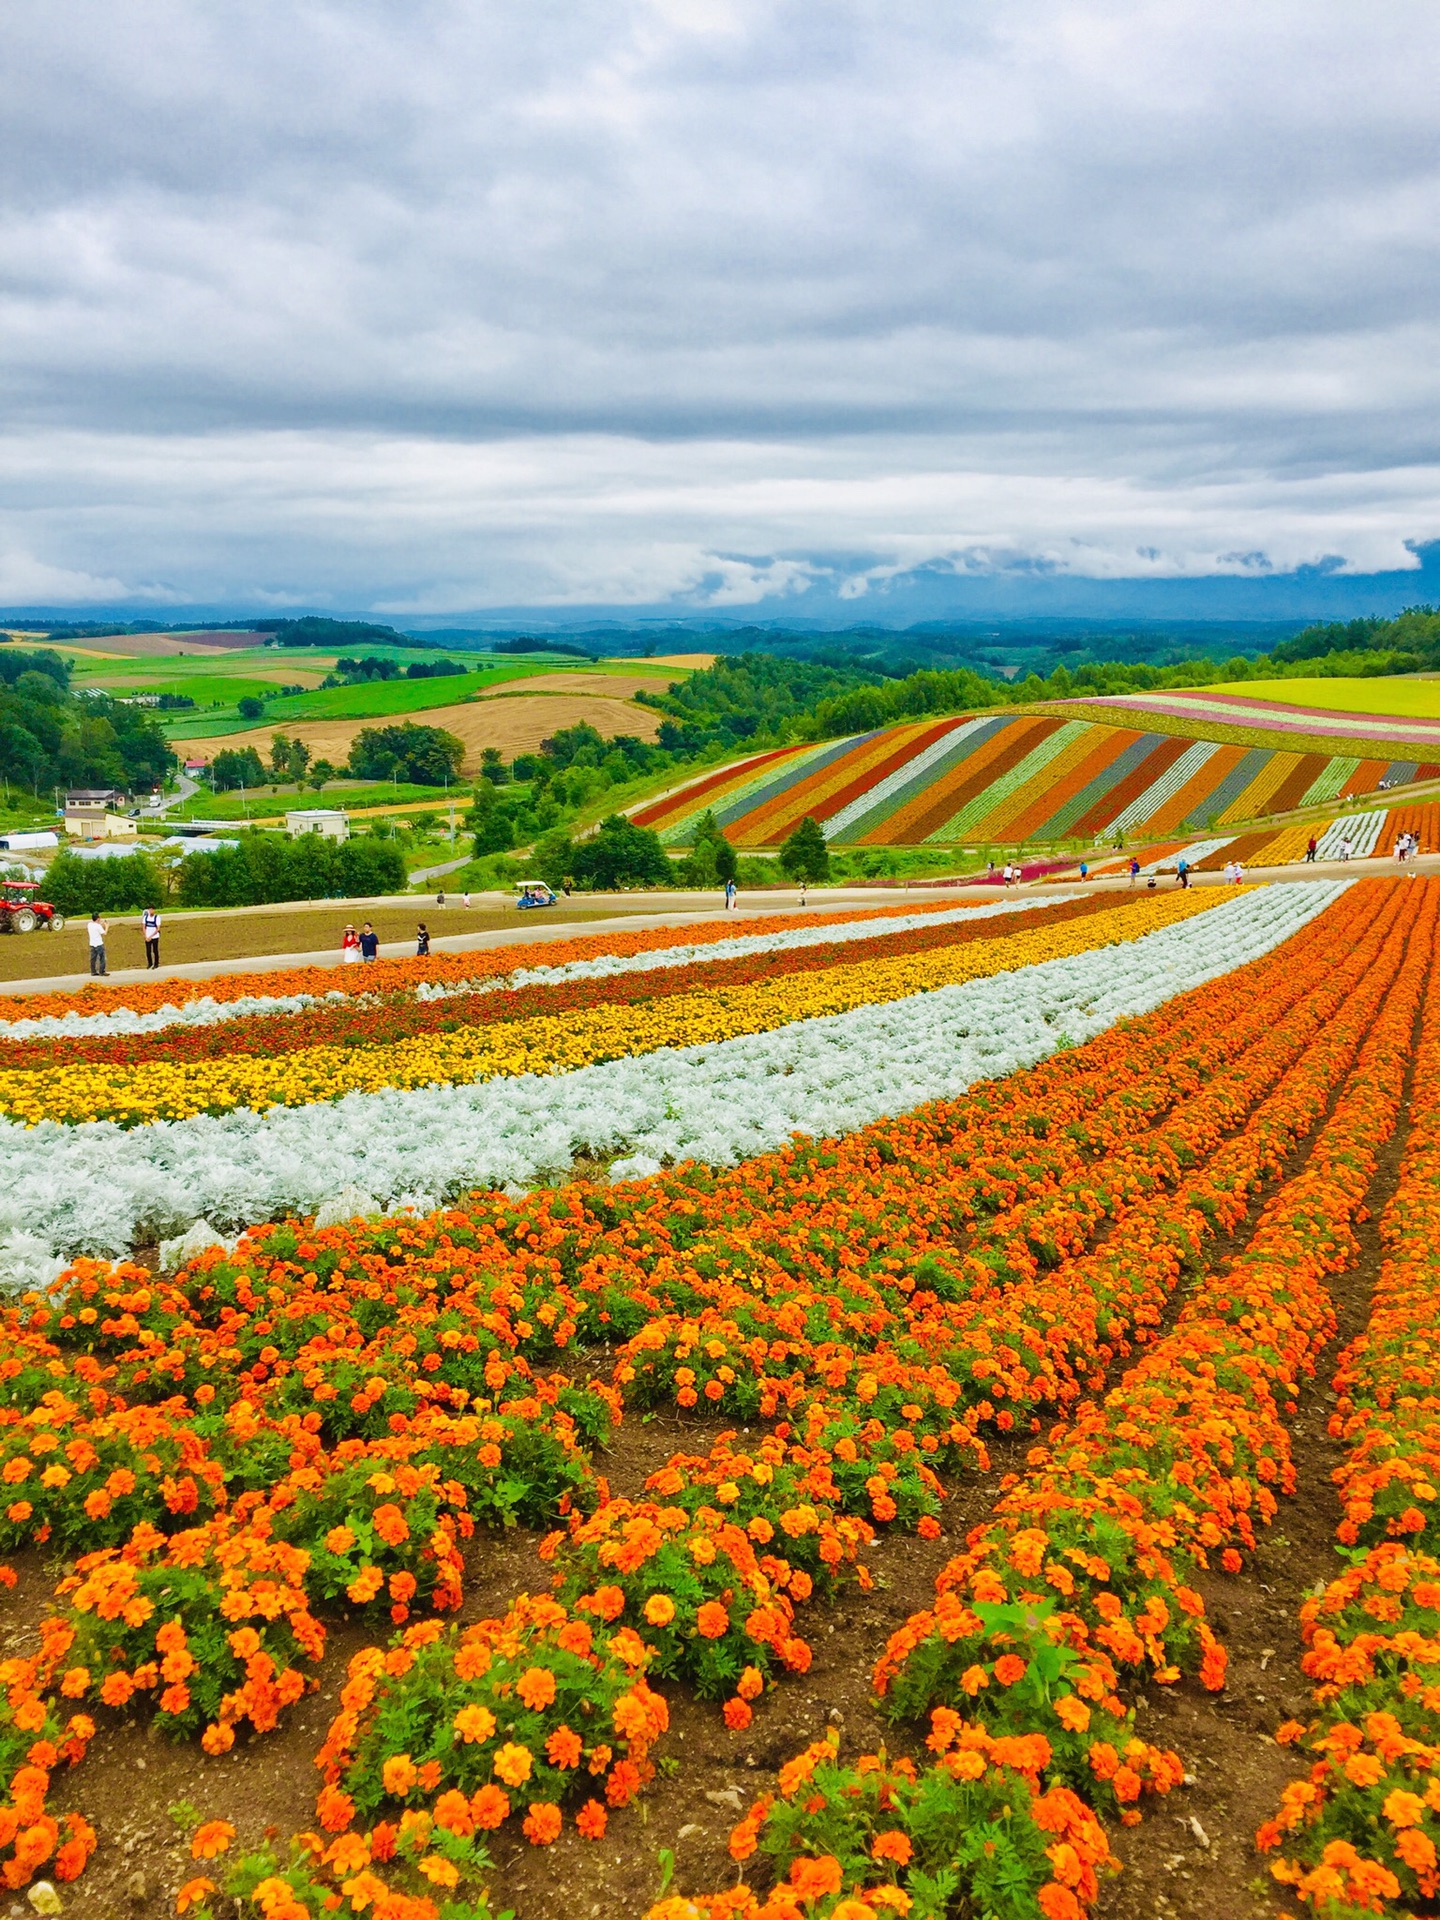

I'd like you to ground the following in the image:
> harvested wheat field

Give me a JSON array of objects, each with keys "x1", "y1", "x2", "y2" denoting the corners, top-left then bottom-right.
[
  {"x1": 179, "y1": 691, "x2": 662, "y2": 770},
  {"x1": 48, "y1": 629, "x2": 269, "y2": 657}
]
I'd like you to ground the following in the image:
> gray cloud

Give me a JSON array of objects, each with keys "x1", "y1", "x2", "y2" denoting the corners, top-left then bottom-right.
[{"x1": 0, "y1": 1, "x2": 1437, "y2": 609}]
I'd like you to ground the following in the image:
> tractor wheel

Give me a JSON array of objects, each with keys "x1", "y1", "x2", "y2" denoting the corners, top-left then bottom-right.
[
  {"x1": 47, "y1": 915, "x2": 65, "y2": 934},
  {"x1": 11, "y1": 909, "x2": 35, "y2": 933}
]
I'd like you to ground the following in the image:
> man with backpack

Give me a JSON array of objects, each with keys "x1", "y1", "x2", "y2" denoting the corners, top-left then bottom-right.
[{"x1": 141, "y1": 905, "x2": 162, "y2": 968}]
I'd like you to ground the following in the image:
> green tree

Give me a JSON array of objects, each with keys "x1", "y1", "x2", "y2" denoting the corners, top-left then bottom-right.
[
  {"x1": 779, "y1": 815, "x2": 830, "y2": 884},
  {"x1": 287, "y1": 738, "x2": 312, "y2": 782},
  {"x1": 569, "y1": 815, "x2": 672, "y2": 890},
  {"x1": 237, "y1": 694, "x2": 266, "y2": 721},
  {"x1": 479, "y1": 747, "x2": 510, "y2": 786},
  {"x1": 347, "y1": 722, "x2": 464, "y2": 786},
  {"x1": 270, "y1": 732, "x2": 292, "y2": 779},
  {"x1": 308, "y1": 758, "x2": 334, "y2": 793},
  {"x1": 678, "y1": 809, "x2": 737, "y2": 887},
  {"x1": 211, "y1": 747, "x2": 266, "y2": 791},
  {"x1": 532, "y1": 827, "x2": 574, "y2": 890},
  {"x1": 467, "y1": 780, "x2": 515, "y2": 856}
]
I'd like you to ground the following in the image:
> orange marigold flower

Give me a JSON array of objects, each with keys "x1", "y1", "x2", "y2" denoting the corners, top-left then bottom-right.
[
  {"x1": 316, "y1": 1785, "x2": 355, "y2": 1832},
  {"x1": 433, "y1": 1790, "x2": 474, "y2": 1837},
  {"x1": 575, "y1": 1798, "x2": 608, "y2": 1840},
  {"x1": 1384, "y1": 1789, "x2": 1426, "y2": 1829},
  {"x1": 994, "y1": 1655, "x2": 1027, "y2": 1687},
  {"x1": 191, "y1": 1820, "x2": 236, "y2": 1859},
  {"x1": 176, "y1": 1879, "x2": 217, "y2": 1915},
  {"x1": 493, "y1": 1741, "x2": 533, "y2": 1787},
  {"x1": 546, "y1": 1725, "x2": 583, "y2": 1770},
  {"x1": 872, "y1": 1830, "x2": 913, "y2": 1866},
  {"x1": 789, "y1": 1855, "x2": 844, "y2": 1900},
  {"x1": 470, "y1": 1784, "x2": 511, "y2": 1830},
  {"x1": 454, "y1": 1703, "x2": 497, "y2": 1744},
  {"x1": 516, "y1": 1665, "x2": 558, "y2": 1711},
  {"x1": 737, "y1": 1666, "x2": 764, "y2": 1702},
  {"x1": 523, "y1": 1801, "x2": 563, "y2": 1846},
  {"x1": 382, "y1": 1753, "x2": 418, "y2": 1798},
  {"x1": 644, "y1": 1594, "x2": 677, "y2": 1627},
  {"x1": 1397, "y1": 1827, "x2": 1438, "y2": 1872},
  {"x1": 696, "y1": 1601, "x2": 730, "y2": 1639},
  {"x1": 724, "y1": 1698, "x2": 753, "y2": 1731}
]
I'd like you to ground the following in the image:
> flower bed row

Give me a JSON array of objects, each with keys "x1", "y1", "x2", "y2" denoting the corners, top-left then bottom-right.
[
  {"x1": 2, "y1": 895, "x2": 1115, "y2": 1072},
  {"x1": 0, "y1": 896, "x2": 1074, "y2": 1046},
  {"x1": 1257, "y1": 945, "x2": 1440, "y2": 1913},
  {"x1": 0, "y1": 887, "x2": 1371, "y2": 1910},
  {"x1": 3, "y1": 900, "x2": 977, "y2": 1031},
  {"x1": 0, "y1": 891, "x2": 1210, "y2": 1127},
  {"x1": 0, "y1": 884, "x2": 1340, "y2": 1288},
  {"x1": 654, "y1": 878, "x2": 1434, "y2": 1918}
]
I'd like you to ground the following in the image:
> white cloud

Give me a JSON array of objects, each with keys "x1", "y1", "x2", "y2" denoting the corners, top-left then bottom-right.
[{"x1": 0, "y1": 1, "x2": 1435, "y2": 608}]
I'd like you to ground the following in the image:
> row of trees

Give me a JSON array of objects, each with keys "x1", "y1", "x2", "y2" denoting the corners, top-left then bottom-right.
[
  {"x1": 208, "y1": 722, "x2": 465, "y2": 793},
  {"x1": 43, "y1": 831, "x2": 408, "y2": 913}
]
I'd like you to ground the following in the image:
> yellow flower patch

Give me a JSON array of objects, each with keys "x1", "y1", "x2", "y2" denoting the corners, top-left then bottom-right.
[{"x1": 6, "y1": 889, "x2": 1225, "y2": 1127}]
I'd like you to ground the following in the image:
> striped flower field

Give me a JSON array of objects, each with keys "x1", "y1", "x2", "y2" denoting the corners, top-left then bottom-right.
[
  {"x1": 9, "y1": 874, "x2": 1440, "y2": 1920},
  {"x1": 634, "y1": 712, "x2": 1439, "y2": 849}
]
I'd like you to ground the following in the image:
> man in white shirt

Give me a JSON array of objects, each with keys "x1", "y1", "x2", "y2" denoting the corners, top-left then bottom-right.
[
  {"x1": 141, "y1": 905, "x2": 161, "y2": 969},
  {"x1": 87, "y1": 911, "x2": 108, "y2": 976}
]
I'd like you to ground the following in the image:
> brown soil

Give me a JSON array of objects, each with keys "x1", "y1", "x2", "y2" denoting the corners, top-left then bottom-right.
[{"x1": 178, "y1": 694, "x2": 662, "y2": 773}]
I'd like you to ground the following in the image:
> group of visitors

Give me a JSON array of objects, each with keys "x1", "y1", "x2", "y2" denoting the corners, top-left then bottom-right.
[
  {"x1": 85, "y1": 906, "x2": 163, "y2": 976},
  {"x1": 1223, "y1": 858, "x2": 1247, "y2": 884},
  {"x1": 1394, "y1": 830, "x2": 1422, "y2": 862}
]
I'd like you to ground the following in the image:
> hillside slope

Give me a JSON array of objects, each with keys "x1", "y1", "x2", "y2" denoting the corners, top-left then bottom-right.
[{"x1": 636, "y1": 689, "x2": 1440, "y2": 848}]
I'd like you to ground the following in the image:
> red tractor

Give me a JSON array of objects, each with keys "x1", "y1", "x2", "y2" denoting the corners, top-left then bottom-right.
[{"x1": 0, "y1": 881, "x2": 64, "y2": 935}]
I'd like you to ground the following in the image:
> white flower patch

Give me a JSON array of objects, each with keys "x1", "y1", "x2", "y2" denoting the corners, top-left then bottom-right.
[
  {"x1": 1317, "y1": 811, "x2": 1386, "y2": 859},
  {"x1": 0, "y1": 883, "x2": 1344, "y2": 1290},
  {"x1": 0, "y1": 895, "x2": 1078, "y2": 1041}
]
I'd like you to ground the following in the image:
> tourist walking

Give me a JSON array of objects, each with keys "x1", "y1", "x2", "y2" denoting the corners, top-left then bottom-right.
[
  {"x1": 725, "y1": 878, "x2": 737, "y2": 910},
  {"x1": 1176, "y1": 855, "x2": 1190, "y2": 889},
  {"x1": 359, "y1": 921, "x2": 380, "y2": 962},
  {"x1": 341, "y1": 923, "x2": 361, "y2": 964},
  {"x1": 1128, "y1": 857, "x2": 1140, "y2": 885},
  {"x1": 437, "y1": 889, "x2": 446, "y2": 909},
  {"x1": 416, "y1": 922, "x2": 430, "y2": 956},
  {"x1": 141, "y1": 904, "x2": 162, "y2": 968},
  {"x1": 799, "y1": 879, "x2": 807, "y2": 907},
  {"x1": 86, "y1": 910, "x2": 108, "y2": 976},
  {"x1": 1306, "y1": 835, "x2": 1317, "y2": 863},
  {"x1": 462, "y1": 892, "x2": 472, "y2": 909},
  {"x1": 1079, "y1": 859, "x2": 1088, "y2": 881},
  {"x1": 1340, "y1": 837, "x2": 1352, "y2": 862}
]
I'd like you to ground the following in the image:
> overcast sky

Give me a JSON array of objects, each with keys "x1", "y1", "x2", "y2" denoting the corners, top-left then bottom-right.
[{"x1": 0, "y1": 0, "x2": 1437, "y2": 618}]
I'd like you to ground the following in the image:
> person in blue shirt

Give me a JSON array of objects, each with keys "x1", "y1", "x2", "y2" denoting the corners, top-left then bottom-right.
[{"x1": 359, "y1": 922, "x2": 380, "y2": 962}]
